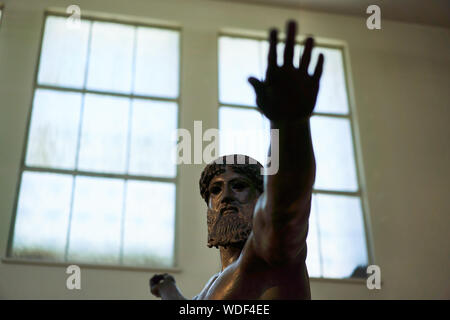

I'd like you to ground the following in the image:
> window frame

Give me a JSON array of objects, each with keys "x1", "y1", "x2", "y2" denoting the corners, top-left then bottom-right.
[
  {"x1": 6, "y1": 10, "x2": 183, "y2": 271},
  {"x1": 0, "y1": 3, "x2": 4, "y2": 27},
  {"x1": 217, "y1": 32, "x2": 374, "y2": 279}
]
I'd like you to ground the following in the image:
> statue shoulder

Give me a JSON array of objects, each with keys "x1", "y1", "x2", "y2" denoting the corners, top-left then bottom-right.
[{"x1": 195, "y1": 272, "x2": 221, "y2": 300}]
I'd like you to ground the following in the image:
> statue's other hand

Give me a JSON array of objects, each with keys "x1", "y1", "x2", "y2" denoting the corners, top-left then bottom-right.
[
  {"x1": 149, "y1": 273, "x2": 175, "y2": 298},
  {"x1": 248, "y1": 20, "x2": 324, "y2": 122}
]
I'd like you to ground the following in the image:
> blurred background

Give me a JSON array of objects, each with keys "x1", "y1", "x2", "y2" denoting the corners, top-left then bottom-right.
[{"x1": 0, "y1": 0, "x2": 449, "y2": 299}]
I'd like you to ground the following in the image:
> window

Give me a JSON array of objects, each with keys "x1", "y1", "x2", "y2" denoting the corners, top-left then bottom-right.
[
  {"x1": 218, "y1": 35, "x2": 370, "y2": 279},
  {"x1": 8, "y1": 13, "x2": 180, "y2": 268}
]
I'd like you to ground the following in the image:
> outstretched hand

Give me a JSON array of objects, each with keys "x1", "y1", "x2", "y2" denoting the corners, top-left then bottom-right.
[
  {"x1": 248, "y1": 20, "x2": 324, "y2": 122},
  {"x1": 149, "y1": 273, "x2": 175, "y2": 298}
]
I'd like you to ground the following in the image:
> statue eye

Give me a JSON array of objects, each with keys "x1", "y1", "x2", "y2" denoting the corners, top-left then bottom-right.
[
  {"x1": 233, "y1": 182, "x2": 247, "y2": 190},
  {"x1": 210, "y1": 186, "x2": 221, "y2": 195}
]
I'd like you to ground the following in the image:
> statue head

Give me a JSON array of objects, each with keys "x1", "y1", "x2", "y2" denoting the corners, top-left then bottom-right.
[{"x1": 199, "y1": 154, "x2": 264, "y2": 249}]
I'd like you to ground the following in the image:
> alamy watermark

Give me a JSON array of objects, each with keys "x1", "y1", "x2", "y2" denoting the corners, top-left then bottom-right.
[
  {"x1": 66, "y1": 5, "x2": 81, "y2": 29},
  {"x1": 175, "y1": 121, "x2": 279, "y2": 175},
  {"x1": 366, "y1": 5, "x2": 381, "y2": 30},
  {"x1": 366, "y1": 265, "x2": 381, "y2": 290},
  {"x1": 66, "y1": 265, "x2": 81, "y2": 290}
]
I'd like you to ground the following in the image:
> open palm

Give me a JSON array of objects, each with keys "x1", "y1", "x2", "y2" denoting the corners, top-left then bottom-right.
[{"x1": 249, "y1": 21, "x2": 324, "y2": 121}]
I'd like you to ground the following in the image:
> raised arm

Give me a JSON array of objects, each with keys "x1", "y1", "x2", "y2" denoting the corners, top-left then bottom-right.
[{"x1": 248, "y1": 21, "x2": 324, "y2": 266}]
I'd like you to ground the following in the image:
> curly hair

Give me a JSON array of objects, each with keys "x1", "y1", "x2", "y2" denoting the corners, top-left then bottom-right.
[{"x1": 199, "y1": 154, "x2": 264, "y2": 203}]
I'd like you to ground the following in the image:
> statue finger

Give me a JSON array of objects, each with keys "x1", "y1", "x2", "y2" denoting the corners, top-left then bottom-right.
[
  {"x1": 267, "y1": 28, "x2": 278, "y2": 81},
  {"x1": 313, "y1": 53, "x2": 324, "y2": 82},
  {"x1": 283, "y1": 20, "x2": 296, "y2": 68},
  {"x1": 299, "y1": 37, "x2": 313, "y2": 74}
]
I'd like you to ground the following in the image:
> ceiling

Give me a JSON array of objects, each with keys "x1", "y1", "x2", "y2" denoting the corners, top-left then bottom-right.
[{"x1": 213, "y1": 0, "x2": 450, "y2": 28}]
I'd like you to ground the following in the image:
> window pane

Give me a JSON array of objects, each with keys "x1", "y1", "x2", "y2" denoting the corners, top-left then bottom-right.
[
  {"x1": 134, "y1": 27, "x2": 179, "y2": 98},
  {"x1": 68, "y1": 176, "x2": 123, "y2": 264},
  {"x1": 219, "y1": 37, "x2": 263, "y2": 106},
  {"x1": 25, "y1": 89, "x2": 82, "y2": 169},
  {"x1": 219, "y1": 106, "x2": 270, "y2": 165},
  {"x1": 12, "y1": 171, "x2": 72, "y2": 260},
  {"x1": 306, "y1": 196, "x2": 321, "y2": 278},
  {"x1": 123, "y1": 180, "x2": 176, "y2": 267},
  {"x1": 311, "y1": 116, "x2": 358, "y2": 191},
  {"x1": 77, "y1": 94, "x2": 129, "y2": 173},
  {"x1": 128, "y1": 99, "x2": 177, "y2": 177},
  {"x1": 314, "y1": 194, "x2": 368, "y2": 278},
  {"x1": 86, "y1": 22, "x2": 134, "y2": 93},
  {"x1": 310, "y1": 47, "x2": 349, "y2": 114},
  {"x1": 37, "y1": 16, "x2": 90, "y2": 88}
]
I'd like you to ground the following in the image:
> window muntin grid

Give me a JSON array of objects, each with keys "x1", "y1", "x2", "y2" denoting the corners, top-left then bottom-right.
[{"x1": 8, "y1": 13, "x2": 181, "y2": 269}]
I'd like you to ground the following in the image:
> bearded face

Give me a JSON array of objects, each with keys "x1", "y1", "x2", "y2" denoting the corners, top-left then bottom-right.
[{"x1": 206, "y1": 167, "x2": 261, "y2": 248}]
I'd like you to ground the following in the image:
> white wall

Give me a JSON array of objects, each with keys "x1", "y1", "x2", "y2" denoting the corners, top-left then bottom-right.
[{"x1": 0, "y1": 0, "x2": 449, "y2": 299}]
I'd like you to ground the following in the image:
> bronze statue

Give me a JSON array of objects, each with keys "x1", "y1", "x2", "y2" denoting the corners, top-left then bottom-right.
[{"x1": 150, "y1": 20, "x2": 324, "y2": 300}]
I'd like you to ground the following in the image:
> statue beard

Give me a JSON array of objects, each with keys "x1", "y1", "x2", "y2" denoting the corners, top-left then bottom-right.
[{"x1": 207, "y1": 210, "x2": 252, "y2": 249}]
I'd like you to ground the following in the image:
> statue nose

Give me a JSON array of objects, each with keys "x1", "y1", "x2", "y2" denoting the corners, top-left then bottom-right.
[{"x1": 221, "y1": 185, "x2": 235, "y2": 203}]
